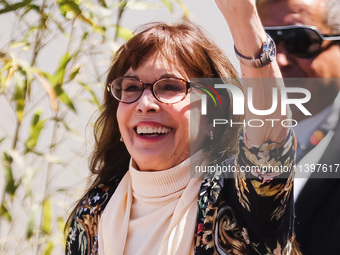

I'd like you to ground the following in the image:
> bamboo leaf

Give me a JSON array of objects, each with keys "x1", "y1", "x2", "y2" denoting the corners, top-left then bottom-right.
[
  {"x1": 0, "y1": 0, "x2": 32, "y2": 14},
  {"x1": 2, "y1": 152, "x2": 17, "y2": 197},
  {"x1": 13, "y1": 68, "x2": 28, "y2": 122},
  {"x1": 25, "y1": 109, "x2": 47, "y2": 152},
  {"x1": 4, "y1": 58, "x2": 17, "y2": 92},
  {"x1": 78, "y1": 14, "x2": 94, "y2": 26},
  {"x1": 14, "y1": 88, "x2": 25, "y2": 121},
  {"x1": 49, "y1": 52, "x2": 73, "y2": 86},
  {"x1": 42, "y1": 198, "x2": 52, "y2": 234},
  {"x1": 175, "y1": 0, "x2": 190, "y2": 18},
  {"x1": 25, "y1": 4, "x2": 40, "y2": 14},
  {"x1": 160, "y1": 0, "x2": 173, "y2": 13},
  {"x1": 58, "y1": 0, "x2": 81, "y2": 18},
  {"x1": 36, "y1": 73, "x2": 58, "y2": 112},
  {"x1": 1, "y1": 53, "x2": 18, "y2": 91},
  {"x1": 16, "y1": 26, "x2": 38, "y2": 50},
  {"x1": 79, "y1": 81, "x2": 100, "y2": 107},
  {"x1": 116, "y1": 26, "x2": 133, "y2": 41},
  {"x1": 0, "y1": 58, "x2": 12, "y2": 93},
  {"x1": 26, "y1": 204, "x2": 39, "y2": 239},
  {"x1": 69, "y1": 65, "x2": 81, "y2": 81},
  {"x1": 82, "y1": 31, "x2": 89, "y2": 41},
  {"x1": 59, "y1": 0, "x2": 97, "y2": 27},
  {"x1": 93, "y1": 24, "x2": 106, "y2": 35},
  {"x1": 43, "y1": 52, "x2": 78, "y2": 112},
  {"x1": 59, "y1": 0, "x2": 94, "y2": 26},
  {"x1": 43, "y1": 241, "x2": 54, "y2": 255},
  {"x1": 7, "y1": 150, "x2": 26, "y2": 173},
  {"x1": 53, "y1": 84, "x2": 76, "y2": 113},
  {"x1": 17, "y1": 59, "x2": 35, "y2": 98},
  {"x1": 21, "y1": 166, "x2": 38, "y2": 200},
  {"x1": 57, "y1": 217, "x2": 65, "y2": 233},
  {"x1": 97, "y1": 0, "x2": 107, "y2": 8},
  {"x1": 42, "y1": 153, "x2": 62, "y2": 164},
  {"x1": 126, "y1": 1, "x2": 158, "y2": 10},
  {"x1": 0, "y1": 202, "x2": 12, "y2": 222},
  {"x1": 9, "y1": 41, "x2": 27, "y2": 48}
]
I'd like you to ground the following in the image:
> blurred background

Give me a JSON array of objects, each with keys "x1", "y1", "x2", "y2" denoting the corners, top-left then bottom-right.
[{"x1": 0, "y1": 0, "x2": 236, "y2": 254}]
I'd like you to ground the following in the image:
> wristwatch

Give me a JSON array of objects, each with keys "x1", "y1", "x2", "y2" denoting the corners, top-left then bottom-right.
[{"x1": 234, "y1": 33, "x2": 276, "y2": 68}]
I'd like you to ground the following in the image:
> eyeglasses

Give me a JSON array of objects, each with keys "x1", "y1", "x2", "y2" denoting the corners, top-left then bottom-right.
[
  {"x1": 264, "y1": 25, "x2": 340, "y2": 58},
  {"x1": 108, "y1": 76, "x2": 191, "y2": 104}
]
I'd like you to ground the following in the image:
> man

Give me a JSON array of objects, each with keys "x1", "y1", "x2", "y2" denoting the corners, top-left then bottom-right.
[{"x1": 257, "y1": 0, "x2": 340, "y2": 254}]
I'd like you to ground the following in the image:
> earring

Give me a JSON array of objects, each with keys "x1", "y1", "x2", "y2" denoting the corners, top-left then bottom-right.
[
  {"x1": 210, "y1": 130, "x2": 213, "y2": 140},
  {"x1": 120, "y1": 136, "x2": 124, "y2": 142}
]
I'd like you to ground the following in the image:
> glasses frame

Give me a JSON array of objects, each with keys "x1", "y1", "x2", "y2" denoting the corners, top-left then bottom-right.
[
  {"x1": 264, "y1": 25, "x2": 340, "y2": 58},
  {"x1": 108, "y1": 76, "x2": 191, "y2": 105}
]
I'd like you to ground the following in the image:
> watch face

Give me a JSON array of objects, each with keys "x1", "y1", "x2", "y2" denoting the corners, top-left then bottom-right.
[{"x1": 267, "y1": 37, "x2": 277, "y2": 62}]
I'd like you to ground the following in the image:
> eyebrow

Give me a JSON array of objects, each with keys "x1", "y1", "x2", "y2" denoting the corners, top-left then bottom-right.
[
  {"x1": 159, "y1": 73, "x2": 182, "y2": 79},
  {"x1": 123, "y1": 75, "x2": 139, "y2": 80},
  {"x1": 122, "y1": 73, "x2": 183, "y2": 81}
]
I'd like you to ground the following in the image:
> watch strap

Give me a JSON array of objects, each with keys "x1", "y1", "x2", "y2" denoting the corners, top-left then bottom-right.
[{"x1": 234, "y1": 33, "x2": 276, "y2": 68}]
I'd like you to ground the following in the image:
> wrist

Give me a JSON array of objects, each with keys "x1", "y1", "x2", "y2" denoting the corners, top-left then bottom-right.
[
  {"x1": 229, "y1": 15, "x2": 267, "y2": 58},
  {"x1": 234, "y1": 33, "x2": 277, "y2": 68}
]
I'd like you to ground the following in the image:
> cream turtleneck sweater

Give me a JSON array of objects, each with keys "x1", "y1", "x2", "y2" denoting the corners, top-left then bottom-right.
[{"x1": 98, "y1": 155, "x2": 204, "y2": 255}]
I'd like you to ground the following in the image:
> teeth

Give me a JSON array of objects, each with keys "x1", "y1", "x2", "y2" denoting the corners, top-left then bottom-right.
[{"x1": 136, "y1": 126, "x2": 171, "y2": 135}]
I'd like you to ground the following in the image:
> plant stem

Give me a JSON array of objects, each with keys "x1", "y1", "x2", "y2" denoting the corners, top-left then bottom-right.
[
  {"x1": 114, "y1": 0, "x2": 128, "y2": 42},
  {"x1": 31, "y1": 0, "x2": 48, "y2": 66}
]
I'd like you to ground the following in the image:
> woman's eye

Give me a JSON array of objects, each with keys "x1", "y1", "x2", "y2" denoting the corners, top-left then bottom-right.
[
  {"x1": 162, "y1": 83, "x2": 182, "y2": 92},
  {"x1": 124, "y1": 84, "x2": 141, "y2": 92}
]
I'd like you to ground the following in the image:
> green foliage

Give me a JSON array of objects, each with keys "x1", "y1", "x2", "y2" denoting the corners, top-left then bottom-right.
[
  {"x1": 79, "y1": 82, "x2": 100, "y2": 107},
  {"x1": 0, "y1": 202, "x2": 12, "y2": 222},
  {"x1": 26, "y1": 204, "x2": 39, "y2": 239},
  {"x1": 0, "y1": 0, "x2": 33, "y2": 14},
  {"x1": 116, "y1": 26, "x2": 134, "y2": 40},
  {"x1": 0, "y1": 0, "x2": 189, "y2": 254},
  {"x1": 161, "y1": 0, "x2": 190, "y2": 18},
  {"x1": 42, "y1": 198, "x2": 52, "y2": 234},
  {"x1": 43, "y1": 241, "x2": 54, "y2": 255},
  {"x1": 2, "y1": 152, "x2": 19, "y2": 198},
  {"x1": 25, "y1": 109, "x2": 46, "y2": 152}
]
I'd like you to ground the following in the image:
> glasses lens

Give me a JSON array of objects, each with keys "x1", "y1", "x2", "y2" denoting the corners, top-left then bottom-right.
[
  {"x1": 266, "y1": 27, "x2": 322, "y2": 58},
  {"x1": 111, "y1": 77, "x2": 143, "y2": 103},
  {"x1": 286, "y1": 27, "x2": 322, "y2": 58},
  {"x1": 154, "y1": 78, "x2": 187, "y2": 104}
]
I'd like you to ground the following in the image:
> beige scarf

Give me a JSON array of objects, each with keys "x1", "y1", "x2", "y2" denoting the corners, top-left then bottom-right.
[{"x1": 98, "y1": 156, "x2": 203, "y2": 255}]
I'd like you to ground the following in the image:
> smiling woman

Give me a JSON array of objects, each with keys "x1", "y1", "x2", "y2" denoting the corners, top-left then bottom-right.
[
  {"x1": 116, "y1": 52, "x2": 216, "y2": 171},
  {"x1": 65, "y1": 1, "x2": 301, "y2": 255}
]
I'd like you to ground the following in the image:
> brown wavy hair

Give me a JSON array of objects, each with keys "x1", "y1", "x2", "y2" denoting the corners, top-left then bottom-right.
[{"x1": 66, "y1": 21, "x2": 243, "y2": 234}]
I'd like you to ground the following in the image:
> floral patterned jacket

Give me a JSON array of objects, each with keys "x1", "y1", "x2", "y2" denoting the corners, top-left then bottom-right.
[{"x1": 66, "y1": 131, "x2": 296, "y2": 255}]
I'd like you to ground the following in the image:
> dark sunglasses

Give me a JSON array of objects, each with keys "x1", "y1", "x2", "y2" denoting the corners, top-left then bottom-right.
[{"x1": 264, "y1": 25, "x2": 340, "y2": 58}]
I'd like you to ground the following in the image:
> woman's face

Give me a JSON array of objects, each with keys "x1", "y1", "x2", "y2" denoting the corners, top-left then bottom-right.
[{"x1": 116, "y1": 53, "x2": 207, "y2": 171}]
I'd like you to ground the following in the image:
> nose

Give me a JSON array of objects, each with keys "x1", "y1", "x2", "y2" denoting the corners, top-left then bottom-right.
[
  {"x1": 276, "y1": 44, "x2": 291, "y2": 68},
  {"x1": 135, "y1": 88, "x2": 160, "y2": 113},
  {"x1": 276, "y1": 52, "x2": 290, "y2": 67}
]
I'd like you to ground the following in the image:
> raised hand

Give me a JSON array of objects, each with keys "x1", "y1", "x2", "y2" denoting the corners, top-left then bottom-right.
[{"x1": 214, "y1": 0, "x2": 288, "y2": 144}]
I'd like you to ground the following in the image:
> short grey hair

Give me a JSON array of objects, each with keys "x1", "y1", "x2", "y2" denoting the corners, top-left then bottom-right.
[{"x1": 325, "y1": 0, "x2": 340, "y2": 34}]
